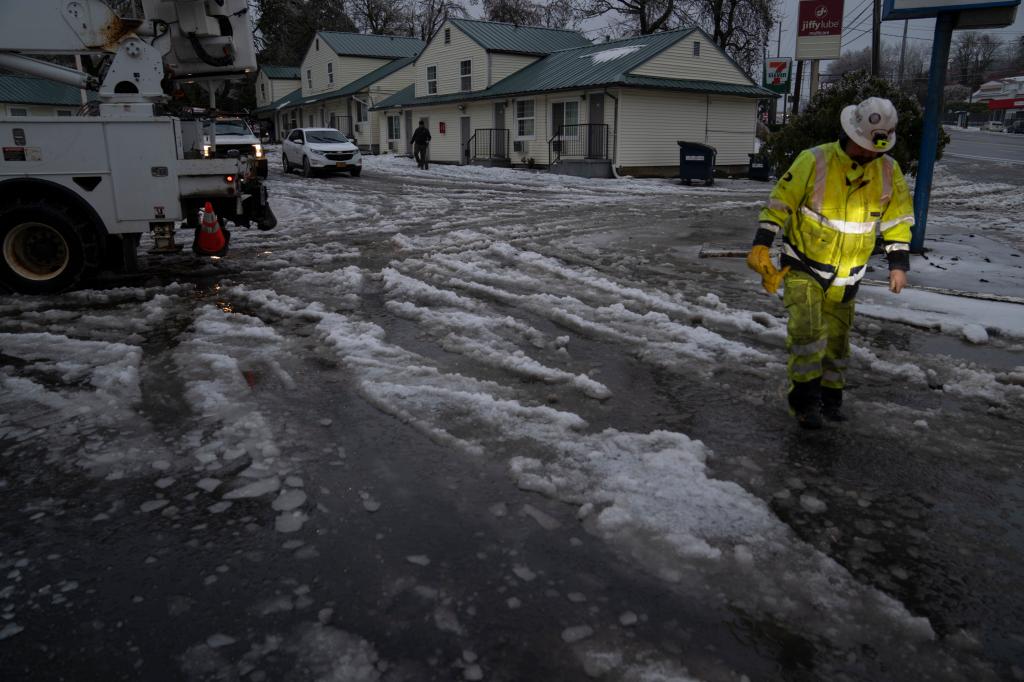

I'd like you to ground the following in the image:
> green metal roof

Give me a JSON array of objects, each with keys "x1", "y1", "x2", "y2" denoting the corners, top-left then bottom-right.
[
  {"x1": 318, "y1": 32, "x2": 423, "y2": 59},
  {"x1": 253, "y1": 57, "x2": 415, "y2": 114},
  {"x1": 336, "y1": 57, "x2": 414, "y2": 96},
  {"x1": 373, "y1": 29, "x2": 772, "y2": 110},
  {"x1": 252, "y1": 87, "x2": 304, "y2": 114},
  {"x1": 449, "y1": 18, "x2": 592, "y2": 55},
  {"x1": 0, "y1": 75, "x2": 86, "y2": 107},
  {"x1": 621, "y1": 75, "x2": 775, "y2": 98},
  {"x1": 259, "y1": 65, "x2": 300, "y2": 80}
]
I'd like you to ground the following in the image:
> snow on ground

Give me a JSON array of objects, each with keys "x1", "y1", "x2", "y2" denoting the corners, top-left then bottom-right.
[{"x1": 2, "y1": 148, "x2": 1022, "y2": 678}]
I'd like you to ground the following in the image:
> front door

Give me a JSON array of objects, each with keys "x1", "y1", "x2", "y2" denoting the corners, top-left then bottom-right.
[
  {"x1": 405, "y1": 110, "x2": 413, "y2": 156},
  {"x1": 460, "y1": 116, "x2": 471, "y2": 164},
  {"x1": 494, "y1": 103, "x2": 506, "y2": 158},
  {"x1": 588, "y1": 93, "x2": 605, "y2": 159}
]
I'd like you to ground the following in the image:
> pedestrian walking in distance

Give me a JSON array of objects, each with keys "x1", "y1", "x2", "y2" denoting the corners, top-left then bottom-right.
[
  {"x1": 747, "y1": 96, "x2": 915, "y2": 430},
  {"x1": 411, "y1": 120, "x2": 431, "y2": 169}
]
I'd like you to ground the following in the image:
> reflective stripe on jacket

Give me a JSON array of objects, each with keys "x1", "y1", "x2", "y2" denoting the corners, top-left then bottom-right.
[{"x1": 755, "y1": 142, "x2": 914, "y2": 293}]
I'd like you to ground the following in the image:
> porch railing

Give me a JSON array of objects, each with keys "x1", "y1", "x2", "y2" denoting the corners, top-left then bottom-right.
[
  {"x1": 548, "y1": 124, "x2": 610, "y2": 166},
  {"x1": 465, "y1": 128, "x2": 511, "y2": 162},
  {"x1": 329, "y1": 114, "x2": 354, "y2": 138}
]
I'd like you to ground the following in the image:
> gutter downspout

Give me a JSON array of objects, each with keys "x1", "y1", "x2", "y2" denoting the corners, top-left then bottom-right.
[{"x1": 603, "y1": 88, "x2": 621, "y2": 179}]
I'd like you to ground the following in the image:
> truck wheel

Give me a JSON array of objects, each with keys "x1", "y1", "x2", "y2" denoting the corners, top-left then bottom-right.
[
  {"x1": 302, "y1": 157, "x2": 313, "y2": 178},
  {"x1": 0, "y1": 202, "x2": 87, "y2": 294}
]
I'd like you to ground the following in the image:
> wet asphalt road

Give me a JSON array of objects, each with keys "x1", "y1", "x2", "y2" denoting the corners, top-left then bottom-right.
[{"x1": 1, "y1": 151, "x2": 1023, "y2": 681}]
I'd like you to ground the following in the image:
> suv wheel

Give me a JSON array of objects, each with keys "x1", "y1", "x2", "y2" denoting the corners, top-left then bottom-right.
[
  {"x1": 282, "y1": 153, "x2": 290, "y2": 173},
  {"x1": 302, "y1": 157, "x2": 313, "y2": 178}
]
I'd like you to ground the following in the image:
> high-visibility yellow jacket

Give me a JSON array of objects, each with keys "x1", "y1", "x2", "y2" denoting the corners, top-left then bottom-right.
[{"x1": 754, "y1": 141, "x2": 914, "y2": 300}]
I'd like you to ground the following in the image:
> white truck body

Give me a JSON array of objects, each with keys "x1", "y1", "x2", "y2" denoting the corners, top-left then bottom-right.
[{"x1": 0, "y1": 0, "x2": 276, "y2": 294}]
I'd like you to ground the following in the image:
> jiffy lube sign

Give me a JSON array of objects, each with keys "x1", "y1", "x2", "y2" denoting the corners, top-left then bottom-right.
[
  {"x1": 795, "y1": 0, "x2": 844, "y2": 59},
  {"x1": 798, "y1": 0, "x2": 844, "y2": 36}
]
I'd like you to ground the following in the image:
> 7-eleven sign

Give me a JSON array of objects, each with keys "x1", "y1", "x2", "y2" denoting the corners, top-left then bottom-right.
[{"x1": 764, "y1": 59, "x2": 792, "y2": 94}]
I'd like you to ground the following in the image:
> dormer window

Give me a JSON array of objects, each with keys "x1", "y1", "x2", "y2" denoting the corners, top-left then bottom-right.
[{"x1": 693, "y1": 41, "x2": 700, "y2": 56}]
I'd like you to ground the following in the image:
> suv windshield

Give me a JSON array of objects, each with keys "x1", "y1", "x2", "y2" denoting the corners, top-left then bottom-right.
[
  {"x1": 215, "y1": 120, "x2": 253, "y2": 136},
  {"x1": 306, "y1": 130, "x2": 349, "y2": 144}
]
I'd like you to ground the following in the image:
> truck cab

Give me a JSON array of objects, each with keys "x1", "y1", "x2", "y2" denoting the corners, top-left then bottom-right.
[{"x1": 207, "y1": 117, "x2": 268, "y2": 178}]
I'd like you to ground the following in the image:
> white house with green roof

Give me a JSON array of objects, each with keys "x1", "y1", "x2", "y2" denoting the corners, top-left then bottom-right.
[
  {"x1": 254, "y1": 65, "x2": 300, "y2": 111},
  {"x1": 372, "y1": 20, "x2": 774, "y2": 177},
  {"x1": 253, "y1": 32, "x2": 424, "y2": 151},
  {"x1": 0, "y1": 74, "x2": 87, "y2": 117}
]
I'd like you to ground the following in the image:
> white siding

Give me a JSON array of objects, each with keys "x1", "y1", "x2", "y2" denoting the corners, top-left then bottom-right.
[
  {"x1": 616, "y1": 90, "x2": 755, "y2": 167},
  {"x1": 705, "y1": 97, "x2": 757, "y2": 166},
  {"x1": 415, "y1": 21, "x2": 487, "y2": 98},
  {"x1": 489, "y1": 54, "x2": 537, "y2": 86},
  {"x1": 300, "y1": 34, "x2": 392, "y2": 96},
  {"x1": 256, "y1": 73, "x2": 300, "y2": 107},
  {"x1": 630, "y1": 35, "x2": 752, "y2": 86},
  {"x1": 368, "y1": 64, "x2": 415, "y2": 106}
]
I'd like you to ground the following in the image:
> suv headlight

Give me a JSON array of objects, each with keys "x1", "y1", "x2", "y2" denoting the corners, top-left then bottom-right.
[{"x1": 253, "y1": 143, "x2": 263, "y2": 159}]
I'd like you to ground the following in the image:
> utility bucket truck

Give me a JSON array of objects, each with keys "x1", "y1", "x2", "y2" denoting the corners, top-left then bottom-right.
[{"x1": 0, "y1": 0, "x2": 277, "y2": 294}]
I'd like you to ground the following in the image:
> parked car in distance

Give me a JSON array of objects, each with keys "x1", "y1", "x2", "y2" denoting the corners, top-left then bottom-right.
[
  {"x1": 282, "y1": 128, "x2": 362, "y2": 177},
  {"x1": 980, "y1": 120, "x2": 1004, "y2": 132},
  {"x1": 1006, "y1": 119, "x2": 1024, "y2": 134},
  {"x1": 205, "y1": 118, "x2": 267, "y2": 178}
]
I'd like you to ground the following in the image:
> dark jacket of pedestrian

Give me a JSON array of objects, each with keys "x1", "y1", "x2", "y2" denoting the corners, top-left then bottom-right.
[{"x1": 411, "y1": 124, "x2": 431, "y2": 146}]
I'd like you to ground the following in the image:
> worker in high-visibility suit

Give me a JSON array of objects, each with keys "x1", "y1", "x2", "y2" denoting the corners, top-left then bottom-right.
[{"x1": 748, "y1": 97, "x2": 915, "y2": 429}]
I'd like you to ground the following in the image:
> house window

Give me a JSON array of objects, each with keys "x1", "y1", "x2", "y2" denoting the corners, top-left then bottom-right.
[
  {"x1": 308, "y1": 114, "x2": 314, "y2": 126},
  {"x1": 10, "y1": 108, "x2": 27, "y2": 116},
  {"x1": 57, "y1": 110, "x2": 72, "y2": 117},
  {"x1": 515, "y1": 99, "x2": 534, "y2": 139},
  {"x1": 357, "y1": 101, "x2": 368, "y2": 123},
  {"x1": 460, "y1": 60, "x2": 471, "y2": 92},
  {"x1": 552, "y1": 100, "x2": 579, "y2": 136},
  {"x1": 290, "y1": 112, "x2": 297, "y2": 129},
  {"x1": 306, "y1": 69, "x2": 312, "y2": 89},
  {"x1": 427, "y1": 66, "x2": 437, "y2": 95},
  {"x1": 387, "y1": 115, "x2": 401, "y2": 140},
  {"x1": 328, "y1": 63, "x2": 333, "y2": 85},
  {"x1": 693, "y1": 41, "x2": 700, "y2": 56},
  {"x1": 445, "y1": 28, "x2": 451, "y2": 44}
]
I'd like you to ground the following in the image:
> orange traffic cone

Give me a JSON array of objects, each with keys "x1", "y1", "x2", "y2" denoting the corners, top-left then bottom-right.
[{"x1": 192, "y1": 201, "x2": 229, "y2": 257}]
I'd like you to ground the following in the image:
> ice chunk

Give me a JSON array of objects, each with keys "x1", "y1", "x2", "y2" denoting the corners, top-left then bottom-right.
[
  {"x1": 618, "y1": 611, "x2": 638, "y2": 626},
  {"x1": 196, "y1": 478, "x2": 222, "y2": 493},
  {"x1": 272, "y1": 489, "x2": 307, "y2": 512},
  {"x1": 799, "y1": 494, "x2": 827, "y2": 514},
  {"x1": 206, "y1": 633, "x2": 236, "y2": 648},
  {"x1": 155, "y1": 477, "x2": 175, "y2": 489},
  {"x1": 512, "y1": 565, "x2": 536, "y2": 582},
  {"x1": 223, "y1": 477, "x2": 280, "y2": 500},
  {"x1": 463, "y1": 664, "x2": 483, "y2": 680},
  {"x1": 275, "y1": 511, "x2": 308, "y2": 533},
  {"x1": 561, "y1": 625, "x2": 594, "y2": 643},
  {"x1": 521, "y1": 504, "x2": 560, "y2": 530},
  {"x1": 961, "y1": 324, "x2": 989, "y2": 344},
  {"x1": 406, "y1": 555, "x2": 431, "y2": 566},
  {"x1": 140, "y1": 499, "x2": 169, "y2": 513}
]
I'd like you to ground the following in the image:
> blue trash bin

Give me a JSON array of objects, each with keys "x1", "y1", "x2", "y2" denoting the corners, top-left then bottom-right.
[{"x1": 678, "y1": 141, "x2": 716, "y2": 186}]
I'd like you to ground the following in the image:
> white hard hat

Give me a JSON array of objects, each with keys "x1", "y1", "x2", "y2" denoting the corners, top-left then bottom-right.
[{"x1": 841, "y1": 97, "x2": 898, "y2": 152}]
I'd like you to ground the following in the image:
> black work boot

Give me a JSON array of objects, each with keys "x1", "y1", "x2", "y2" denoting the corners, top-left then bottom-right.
[
  {"x1": 820, "y1": 387, "x2": 846, "y2": 422},
  {"x1": 788, "y1": 379, "x2": 823, "y2": 430}
]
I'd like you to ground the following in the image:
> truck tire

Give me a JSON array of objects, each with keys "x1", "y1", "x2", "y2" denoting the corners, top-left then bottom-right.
[{"x1": 0, "y1": 201, "x2": 89, "y2": 294}]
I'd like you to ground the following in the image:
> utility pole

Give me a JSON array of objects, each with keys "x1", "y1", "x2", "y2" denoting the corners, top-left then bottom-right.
[
  {"x1": 897, "y1": 20, "x2": 909, "y2": 86},
  {"x1": 871, "y1": 0, "x2": 882, "y2": 76},
  {"x1": 810, "y1": 60, "x2": 820, "y2": 103},
  {"x1": 793, "y1": 60, "x2": 804, "y2": 115}
]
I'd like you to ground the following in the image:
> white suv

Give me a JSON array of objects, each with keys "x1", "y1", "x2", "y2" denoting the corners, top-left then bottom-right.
[{"x1": 283, "y1": 128, "x2": 362, "y2": 177}]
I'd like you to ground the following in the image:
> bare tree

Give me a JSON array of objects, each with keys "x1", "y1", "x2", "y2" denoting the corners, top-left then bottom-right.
[
  {"x1": 481, "y1": 0, "x2": 543, "y2": 24},
  {"x1": 351, "y1": 0, "x2": 409, "y2": 34},
  {"x1": 952, "y1": 31, "x2": 1003, "y2": 91},
  {"x1": 676, "y1": 0, "x2": 779, "y2": 77},
  {"x1": 403, "y1": 0, "x2": 468, "y2": 40},
  {"x1": 583, "y1": 0, "x2": 677, "y2": 35},
  {"x1": 537, "y1": 0, "x2": 582, "y2": 28}
]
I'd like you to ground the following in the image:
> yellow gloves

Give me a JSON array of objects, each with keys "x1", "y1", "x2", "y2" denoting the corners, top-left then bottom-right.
[{"x1": 746, "y1": 245, "x2": 790, "y2": 294}]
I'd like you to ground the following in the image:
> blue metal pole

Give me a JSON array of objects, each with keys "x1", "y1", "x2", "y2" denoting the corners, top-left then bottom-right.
[{"x1": 911, "y1": 11, "x2": 956, "y2": 253}]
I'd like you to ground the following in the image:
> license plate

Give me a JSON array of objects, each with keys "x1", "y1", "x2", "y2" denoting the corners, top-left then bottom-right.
[{"x1": 335, "y1": 162, "x2": 347, "y2": 168}]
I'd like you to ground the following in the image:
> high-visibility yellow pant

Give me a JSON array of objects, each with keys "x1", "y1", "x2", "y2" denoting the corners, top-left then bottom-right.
[{"x1": 782, "y1": 271, "x2": 855, "y2": 391}]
